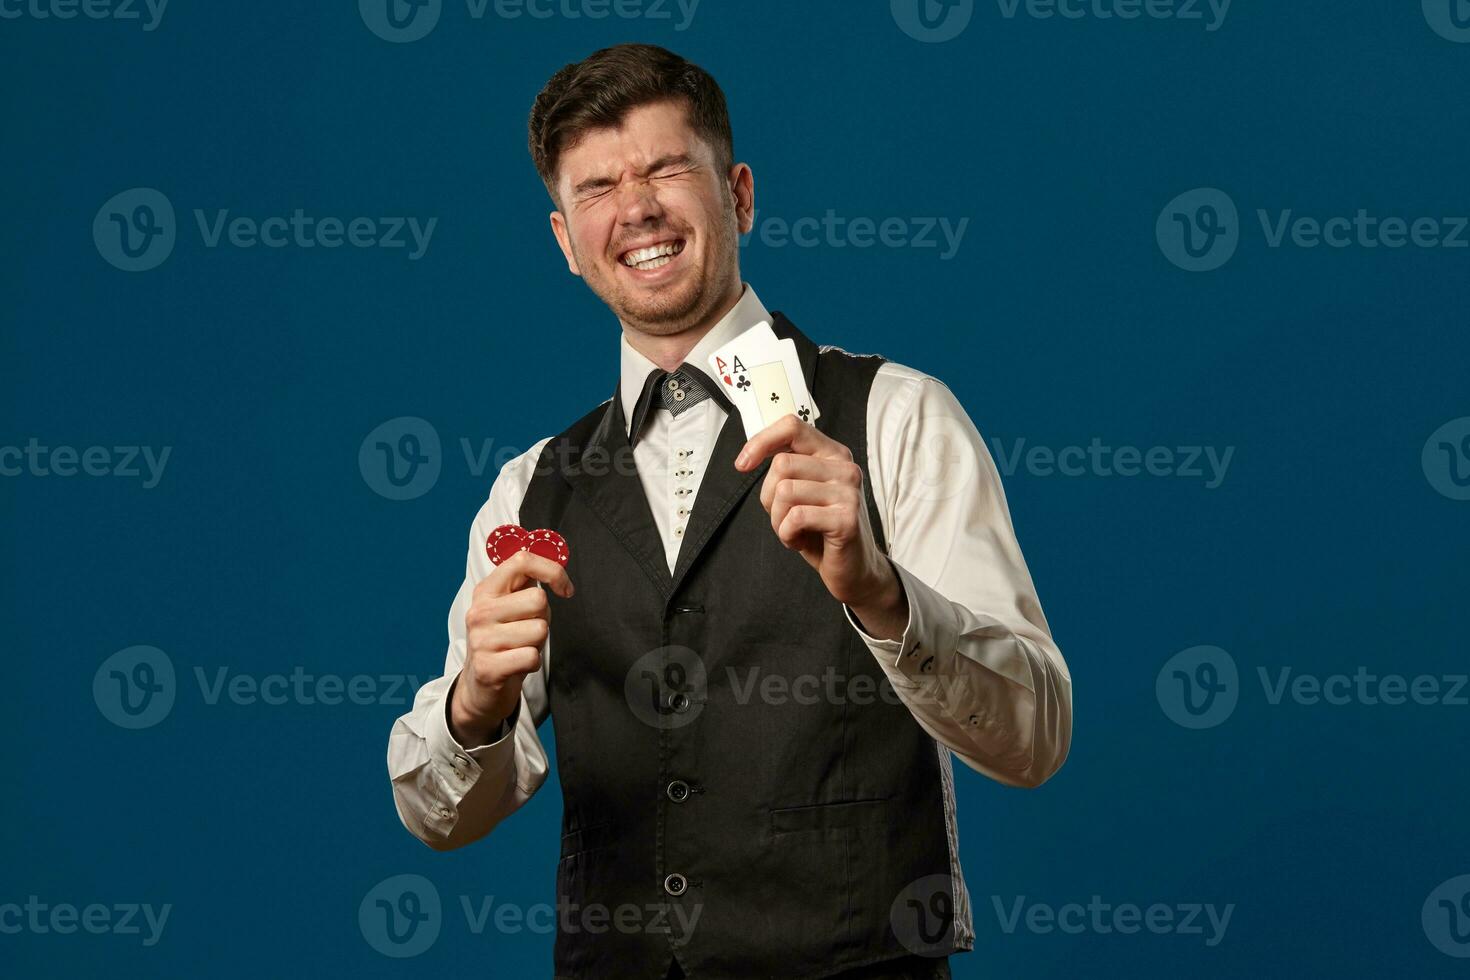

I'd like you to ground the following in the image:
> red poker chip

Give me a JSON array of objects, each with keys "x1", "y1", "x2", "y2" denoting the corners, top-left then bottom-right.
[
  {"x1": 526, "y1": 528, "x2": 570, "y2": 567},
  {"x1": 486, "y1": 523, "x2": 529, "y2": 565}
]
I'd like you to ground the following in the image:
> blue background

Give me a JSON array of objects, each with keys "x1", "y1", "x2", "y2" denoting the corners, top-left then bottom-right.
[{"x1": 3, "y1": 0, "x2": 1468, "y2": 976}]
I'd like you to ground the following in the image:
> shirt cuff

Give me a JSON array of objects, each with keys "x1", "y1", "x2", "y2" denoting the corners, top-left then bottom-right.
[
  {"x1": 426, "y1": 675, "x2": 519, "y2": 796},
  {"x1": 844, "y1": 560, "x2": 962, "y2": 680}
]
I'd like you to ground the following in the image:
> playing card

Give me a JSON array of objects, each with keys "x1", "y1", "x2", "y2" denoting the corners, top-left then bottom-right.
[
  {"x1": 749, "y1": 360, "x2": 797, "y2": 427},
  {"x1": 708, "y1": 322, "x2": 778, "y2": 396},
  {"x1": 772, "y1": 338, "x2": 819, "y2": 425},
  {"x1": 707, "y1": 322, "x2": 820, "y2": 438}
]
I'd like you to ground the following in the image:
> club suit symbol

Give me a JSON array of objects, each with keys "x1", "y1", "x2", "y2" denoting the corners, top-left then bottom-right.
[
  {"x1": 890, "y1": 874, "x2": 959, "y2": 957},
  {"x1": 93, "y1": 188, "x2": 176, "y2": 272},
  {"x1": 93, "y1": 646, "x2": 176, "y2": 729},
  {"x1": 1423, "y1": 875, "x2": 1470, "y2": 957},
  {"x1": 1422, "y1": 418, "x2": 1470, "y2": 500},
  {"x1": 1424, "y1": 0, "x2": 1470, "y2": 42},
  {"x1": 360, "y1": 874, "x2": 441, "y2": 957},
  {"x1": 1156, "y1": 645, "x2": 1238, "y2": 729},
  {"x1": 359, "y1": 0, "x2": 441, "y2": 42},
  {"x1": 1156, "y1": 188, "x2": 1240, "y2": 272},
  {"x1": 359, "y1": 417, "x2": 442, "y2": 500},
  {"x1": 891, "y1": 0, "x2": 974, "y2": 42}
]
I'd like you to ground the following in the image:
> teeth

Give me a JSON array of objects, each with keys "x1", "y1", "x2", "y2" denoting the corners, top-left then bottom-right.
[{"x1": 623, "y1": 240, "x2": 684, "y2": 269}]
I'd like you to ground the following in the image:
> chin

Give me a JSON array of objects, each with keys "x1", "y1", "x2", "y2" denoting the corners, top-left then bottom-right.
[{"x1": 610, "y1": 277, "x2": 709, "y2": 333}]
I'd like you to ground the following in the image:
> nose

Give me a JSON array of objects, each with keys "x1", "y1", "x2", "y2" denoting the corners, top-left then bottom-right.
[{"x1": 616, "y1": 177, "x2": 666, "y2": 228}]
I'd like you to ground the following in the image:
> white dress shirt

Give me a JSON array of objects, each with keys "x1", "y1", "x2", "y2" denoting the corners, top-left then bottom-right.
[{"x1": 387, "y1": 284, "x2": 1072, "y2": 850}]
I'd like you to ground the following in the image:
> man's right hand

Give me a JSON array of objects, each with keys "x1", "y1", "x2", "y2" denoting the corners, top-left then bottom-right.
[{"x1": 449, "y1": 550, "x2": 574, "y2": 748}]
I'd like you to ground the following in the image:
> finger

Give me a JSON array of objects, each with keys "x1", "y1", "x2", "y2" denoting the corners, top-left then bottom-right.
[
  {"x1": 735, "y1": 414, "x2": 848, "y2": 472},
  {"x1": 486, "y1": 645, "x2": 542, "y2": 681},
  {"x1": 776, "y1": 503, "x2": 848, "y2": 547},
  {"x1": 760, "y1": 453, "x2": 862, "y2": 510},
  {"x1": 471, "y1": 616, "x2": 549, "y2": 653},
  {"x1": 485, "y1": 584, "x2": 551, "y2": 625},
  {"x1": 480, "y1": 549, "x2": 575, "y2": 600},
  {"x1": 769, "y1": 480, "x2": 850, "y2": 534}
]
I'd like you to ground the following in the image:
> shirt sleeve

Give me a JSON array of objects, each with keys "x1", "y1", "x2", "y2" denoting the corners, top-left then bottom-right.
[
  {"x1": 844, "y1": 365, "x2": 1073, "y2": 788},
  {"x1": 386, "y1": 438, "x2": 555, "y2": 849}
]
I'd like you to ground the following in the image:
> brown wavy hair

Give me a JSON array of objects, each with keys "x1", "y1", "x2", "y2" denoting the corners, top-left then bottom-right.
[{"x1": 528, "y1": 43, "x2": 734, "y2": 202}]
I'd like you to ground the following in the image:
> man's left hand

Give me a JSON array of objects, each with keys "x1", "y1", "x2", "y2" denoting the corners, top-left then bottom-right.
[{"x1": 735, "y1": 415, "x2": 908, "y2": 636}]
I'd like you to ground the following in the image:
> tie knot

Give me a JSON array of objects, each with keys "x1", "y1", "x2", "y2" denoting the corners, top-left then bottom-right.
[{"x1": 658, "y1": 365, "x2": 711, "y2": 417}]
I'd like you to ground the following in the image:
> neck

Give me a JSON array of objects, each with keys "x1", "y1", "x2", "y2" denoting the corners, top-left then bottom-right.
[{"x1": 622, "y1": 278, "x2": 744, "y2": 372}]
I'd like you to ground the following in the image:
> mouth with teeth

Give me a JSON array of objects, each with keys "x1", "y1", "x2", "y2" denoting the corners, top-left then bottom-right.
[{"x1": 619, "y1": 238, "x2": 686, "y2": 274}]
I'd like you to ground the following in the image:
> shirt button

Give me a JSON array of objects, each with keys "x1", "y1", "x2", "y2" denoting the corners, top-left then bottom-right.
[
  {"x1": 674, "y1": 526, "x2": 685, "y2": 538},
  {"x1": 919, "y1": 656, "x2": 936, "y2": 674},
  {"x1": 437, "y1": 806, "x2": 451, "y2": 818},
  {"x1": 664, "y1": 873, "x2": 688, "y2": 896},
  {"x1": 677, "y1": 507, "x2": 689, "y2": 518},
  {"x1": 968, "y1": 715, "x2": 980, "y2": 727},
  {"x1": 667, "y1": 379, "x2": 680, "y2": 390},
  {"x1": 666, "y1": 779, "x2": 691, "y2": 803},
  {"x1": 673, "y1": 389, "x2": 686, "y2": 402},
  {"x1": 668, "y1": 691, "x2": 691, "y2": 713}
]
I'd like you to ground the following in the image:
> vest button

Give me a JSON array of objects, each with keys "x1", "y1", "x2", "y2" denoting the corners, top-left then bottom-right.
[
  {"x1": 667, "y1": 691, "x2": 691, "y2": 713},
  {"x1": 666, "y1": 779, "x2": 690, "y2": 803},
  {"x1": 664, "y1": 873, "x2": 688, "y2": 896}
]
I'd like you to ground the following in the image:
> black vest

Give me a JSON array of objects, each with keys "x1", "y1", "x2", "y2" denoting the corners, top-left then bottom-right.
[{"x1": 517, "y1": 313, "x2": 968, "y2": 979}]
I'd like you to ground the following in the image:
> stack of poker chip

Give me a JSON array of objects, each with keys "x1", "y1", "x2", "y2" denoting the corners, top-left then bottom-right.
[{"x1": 486, "y1": 524, "x2": 570, "y2": 567}]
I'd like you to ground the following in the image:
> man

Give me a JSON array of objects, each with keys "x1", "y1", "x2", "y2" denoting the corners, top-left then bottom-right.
[{"x1": 388, "y1": 43, "x2": 1071, "y2": 980}]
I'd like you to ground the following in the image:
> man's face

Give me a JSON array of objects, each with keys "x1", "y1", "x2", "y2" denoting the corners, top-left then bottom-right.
[{"x1": 549, "y1": 100, "x2": 754, "y2": 336}]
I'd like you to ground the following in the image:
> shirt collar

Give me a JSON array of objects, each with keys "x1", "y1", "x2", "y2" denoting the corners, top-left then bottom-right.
[{"x1": 618, "y1": 283, "x2": 771, "y2": 438}]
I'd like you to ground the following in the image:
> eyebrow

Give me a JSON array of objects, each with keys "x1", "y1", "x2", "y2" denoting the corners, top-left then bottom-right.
[{"x1": 572, "y1": 153, "x2": 694, "y2": 198}]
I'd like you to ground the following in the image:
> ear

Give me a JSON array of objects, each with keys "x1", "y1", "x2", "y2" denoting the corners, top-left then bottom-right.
[
  {"x1": 549, "y1": 210, "x2": 581, "y2": 277},
  {"x1": 728, "y1": 163, "x2": 755, "y2": 236}
]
